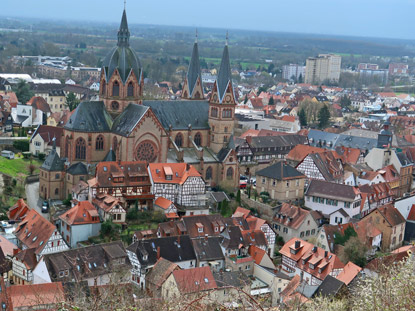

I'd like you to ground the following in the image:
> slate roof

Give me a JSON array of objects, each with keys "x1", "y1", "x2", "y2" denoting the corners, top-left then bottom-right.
[
  {"x1": 64, "y1": 101, "x2": 112, "y2": 132},
  {"x1": 308, "y1": 129, "x2": 377, "y2": 151},
  {"x1": 67, "y1": 162, "x2": 88, "y2": 175},
  {"x1": 111, "y1": 103, "x2": 149, "y2": 136},
  {"x1": 144, "y1": 100, "x2": 209, "y2": 130},
  {"x1": 248, "y1": 135, "x2": 307, "y2": 151},
  {"x1": 213, "y1": 270, "x2": 251, "y2": 289},
  {"x1": 313, "y1": 275, "x2": 345, "y2": 297},
  {"x1": 216, "y1": 44, "x2": 233, "y2": 102},
  {"x1": 256, "y1": 161, "x2": 305, "y2": 180},
  {"x1": 103, "y1": 149, "x2": 116, "y2": 162},
  {"x1": 41, "y1": 147, "x2": 64, "y2": 172},
  {"x1": 187, "y1": 41, "x2": 202, "y2": 97},
  {"x1": 127, "y1": 235, "x2": 196, "y2": 266},
  {"x1": 191, "y1": 237, "x2": 225, "y2": 262},
  {"x1": 306, "y1": 179, "x2": 359, "y2": 202},
  {"x1": 209, "y1": 192, "x2": 230, "y2": 203}
]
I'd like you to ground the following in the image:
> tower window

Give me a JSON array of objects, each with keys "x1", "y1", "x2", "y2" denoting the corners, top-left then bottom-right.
[
  {"x1": 226, "y1": 167, "x2": 234, "y2": 180},
  {"x1": 127, "y1": 82, "x2": 134, "y2": 97},
  {"x1": 222, "y1": 109, "x2": 232, "y2": 118},
  {"x1": 96, "y1": 135, "x2": 104, "y2": 151},
  {"x1": 75, "y1": 137, "x2": 86, "y2": 160},
  {"x1": 175, "y1": 133, "x2": 183, "y2": 147},
  {"x1": 206, "y1": 167, "x2": 212, "y2": 180},
  {"x1": 112, "y1": 81, "x2": 120, "y2": 97},
  {"x1": 211, "y1": 108, "x2": 218, "y2": 118},
  {"x1": 194, "y1": 133, "x2": 202, "y2": 146}
]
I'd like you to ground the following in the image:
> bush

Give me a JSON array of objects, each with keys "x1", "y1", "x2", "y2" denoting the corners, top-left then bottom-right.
[
  {"x1": 13, "y1": 140, "x2": 29, "y2": 152},
  {"x1": 22, "y1": 152, "x2": 31, "y2": 159},
  {"x1": 38, "y1": 153, "x2": 46, "y2": 161}
]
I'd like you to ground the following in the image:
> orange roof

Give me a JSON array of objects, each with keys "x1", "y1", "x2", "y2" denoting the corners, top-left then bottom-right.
[
  {"x1": 240, "y1": 129, "x2": 260, "y2": 138},
  {"x1": 0, "y1": 235, "x2": 18, "y2": 257},
  {"x1": 233, "y1": 206, "x2": 250, "y2": 219},
  {"x1": 166, "y1": 212, "x2": 179, "y2": 219},
  {"x1": 59, "y1": 201, "x2": 100, "y2": 226},
  {"x1": 173, "y1": 266, "x2": 217, "y2": 294},
  {"x1": 155, "y1": 197, "x2": 174, "y2": 210},
  {"x1": 249, "y1": 245, "x2": 266, "y2": 265},
  {"x1": 286, "y1": 145, "x2": 325, "y2": 163},
  {"x1": 7, "y1": 198, "x2": 29, "y2": 222},
  {"x1": 281, "y1": 115, "x2": 296, "y2": 122},
  {"x1": 149, "y1": 163, "x2": 201, "y2": 185},
  {"x1": 336, "y1": 261, "x2": 362, "y2": 285},
  {"x1": 392, "y1": 245, "x2": 415, "y2": 254},
  {"x1": 280, "y1": 275, "x2": 309, "y2": 305},
  {"x1": 377, "y1": 92, "x2": 396, "y2": 98},
  {"x1": 8, "y1": 282, "x2": 65, "y2": 309},
  {"x1": 407, "y1": 205, "x2": 415, "y2": 221}
]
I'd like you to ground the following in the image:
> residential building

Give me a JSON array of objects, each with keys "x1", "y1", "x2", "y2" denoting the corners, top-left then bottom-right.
[
  {"x1": 153, "y1": 197, "x2": 178, "y2": 218},
  {"x1": 336, "y1": 261, "x2": 362, "y2": 286},
  {"x1": 59, "y1": 201, "x2": 102, "y2": 248},
  {"x1": 191, "y1": 237, "x2": 225, "y2": 271},
  {"x1": 279, "y1": 238, "x2": 345, "y2": 286},
  {"x1": 388, "y1": 63, "x2": 409, "y2": 77},
  {"x1": 14, "y1": 209, "x2": 68, "y2": 260},
  {"x1": 282, "y1": 64, "x2": 305, "y2": 81},
  {"x1": 296, "y1": 150, "x2": 343, "y2": 183},
  {"x1": 305, "y1": 180, "x2": 362, "y2": 220},
  {"x1": 273, "y1": 203, "x2": 320, "y2": 242},
  {"x1": 12, "y1": 248, "x2": 37, "y2": 285},
  {"x1": 92, "y1": 193, "x2": 127, "y2": 224},
  {"x1": 256, "y1": 161, "x2": 306, "y2": 201},
  {"x1": 363, "y1": 205, "x2": 406, "y2": 251},
  {"x1": 29, "y1": 125, "x2": 63, "y2": 156},
  {"x1": 305, "y1": 54, "x2": 341, "y2": 84},
  {"x1": 145, "y1": 257, "x2": 180, "y2": 297},
  {"x1": 7, "y1": 199, "x2": 29, "y2": 222},
  {"x1": 33, "y1": 241, "x2": 129, "y2": 286}
]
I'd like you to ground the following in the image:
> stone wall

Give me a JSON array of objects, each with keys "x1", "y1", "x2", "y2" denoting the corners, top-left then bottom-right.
[{"x1": 241, "y1": 192, "x2": 274, "y2": 221}]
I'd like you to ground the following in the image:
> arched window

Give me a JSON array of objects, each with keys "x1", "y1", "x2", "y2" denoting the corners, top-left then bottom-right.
[
  {"x1": 75, "y1": 137, "x2": 86, "y2": 160},
  {"x1": 194, "y1": 91, "x2": 201, "y2": 99},
  {"x1": 111, "y1": 101, "x2": 119, "y2": 110},
  {"x1": 127, "y1": 82, "x2": 134, "y2": 97},
  {"x1": 55, "y1": 188, "x2": 59, "y2": 195},
  {"x1": 226, "y1": 167, "x2": 234, "y2": 180},
  {"x1": 194, "y1": 132, "x2": 202, "y2": 146},
  {"x1": 211, "y1": 107, "x2": 218, "y2": 118},
  {"x1": 222, "y1": 109, "x2": 232, "y2": 118},
  {"x1": 96, "y1": 135, "x2": 104, "y2": 150},
  {"x1": 65, "y1": 136, "x2": 69, "y2": 158},
  {"x1": 206, "y1": 167, "x2": 213, "y2": 180},
  {"x1": 112, "y1": 137, "x2": 118, "y2": 151},
  {"x1": 175, "y1": 133, "x2": 183, "y2": 147},
  {"x1": 101, "y1": 81, "x2": 106, "y2": 95},
  {"x1": 112, "y1": 81, "x2": 120, "y2": 97}
]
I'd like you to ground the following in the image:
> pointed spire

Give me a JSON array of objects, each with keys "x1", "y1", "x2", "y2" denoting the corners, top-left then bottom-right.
[
  {"x1": 186, "y1": 32, "x2": 202, "y2": 97},
  {"x1": 226, "y1": 31, "x2": 229, "y2": 46},
  {"x1": 216, "y1": 35, "x2": 232, "y2": 102},
  {"x1": 117, "y1": 9, "x2": 130, "y2": 47}
]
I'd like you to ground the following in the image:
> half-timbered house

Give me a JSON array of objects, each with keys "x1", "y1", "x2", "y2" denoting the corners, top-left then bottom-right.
[
  {"x1": 296, "y1": 151, "x2": 343, "y2": 184},
  {"x1": 93, "y1": 193, "x2": 127, "y2": 224}
]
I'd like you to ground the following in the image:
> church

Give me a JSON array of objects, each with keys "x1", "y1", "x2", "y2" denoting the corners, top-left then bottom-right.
[{"x1": 39, "y1": 9, "x2": 239, "y2": 201}]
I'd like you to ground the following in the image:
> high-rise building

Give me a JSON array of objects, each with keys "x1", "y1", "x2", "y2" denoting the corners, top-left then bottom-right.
[
  {"x1": 388, "y1": 63, "x2": 409, "y2": 77},
  {"x1": 304, "y1": 54, "x2": 341, "y2": 84},
  {"x1": 282, "y1": 64, "x2": 305, "y2": 81}
]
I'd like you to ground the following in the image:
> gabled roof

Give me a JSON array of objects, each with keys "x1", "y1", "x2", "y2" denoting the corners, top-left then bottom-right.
[
  {"x1": 111, "y1": 103, "x2": 149, "y2": 136},
  {"x1": 93, "y1": 193, "x2": 124, "y2": 213},
  {"x1": 103, "y1": 149, "x2": 116, "y2": 162},
  {"x1": 306, "y1": 180, "x2": 360, "y2": 202},
  {"x1": 41, "y1": 147, "x2": 64, "y2": 172},
  {"x1": 7, "y1": 283, "x2": 65, "y2": 310},
  {"x1": 191, "y1": 237, "x2": 225, "y2": 262},
  {"x1": 375, "y1": 205, "x2": 405, "y2": 227},
  {"x1": 256, "y1": 161, "x2": 305, "y2": 180},
  {"x1": 95, "y1": 161, "x2": 150, "y2": 188},
  {"x1": 30, "y1": 125, "x2": 63, "y2": 146},
  {"x1": 286, "y1": 145, "x2": 325, "y2": 163},
  {"x1": 15, "y1": 248, "x2": 37, "y2": 270},
  {"x1": 407, "y1": 204, "x2": 415, "y2": 221},
  {"x1": 145, "y1": 257, "x2": 179, "y2": 289},
  {"x1": 213, "y1": 270, "x2": 251, "y2": 289},
  {"x1": 173, "y1": 266, "x2": 217, "y2": 294},
  {"x1": 148, "y1": 163, "x2": 201, "y2": 185},
  {"x1": 336, "y1": 261, "x2": 362, "y2": 285},
  {"x1": 274, "y1": 203, "x2": 314, "y2": 230},
  {"x1": 27, "y1": 96, "x2": 51, "y2": 113},
  {"x1": 59, "y1": 201, "x2": 100, "y2": 226},
  {"x1": 314, "y1": 275, "x2": 345, "y2": 297},
  {"x1": 154, "y1": 197, "x2": 174, "y2": 210},
  {"x1": 187, "y1": 41, "x2": 202, "y2": 97},
  {"x1": 67, "y1": 162, "x2": 88, "y2": 175},
  {"x1": 64, "y1": 101, "x2": 112, "y2": 132},
  {"x1": 7, "y1": 198, "x2": 29, "y2": 222}
]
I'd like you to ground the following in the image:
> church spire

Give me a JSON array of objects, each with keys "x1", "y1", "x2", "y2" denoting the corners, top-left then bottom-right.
[
  {"x1": 216, "y1": 34, "x2": 232, "y2": 102},
  {"x1": 117, "y1": 9, "x2": 130, "y2": 47},
  {"x1": 186, "y1": 30, "x2": 202, "y2": 98}
]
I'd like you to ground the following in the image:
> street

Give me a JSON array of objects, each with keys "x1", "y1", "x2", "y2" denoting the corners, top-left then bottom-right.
[{"x1": 25, "y1": 182, "x2": 49, "y2": 219}]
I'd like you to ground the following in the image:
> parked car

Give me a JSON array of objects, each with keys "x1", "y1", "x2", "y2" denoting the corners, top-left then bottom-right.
[
  {"x1": 1, "y1": 150, "x2": 14, "y2": 159},
  {"x1": 41, "y1": 200, "x2": 49, "y2": 213},
  {"x1": 239, "y1": 181, "x2": 247, "y2": 189},
  {"x1": 240, "y1": 175, "x2": 248, "y2": 181}
]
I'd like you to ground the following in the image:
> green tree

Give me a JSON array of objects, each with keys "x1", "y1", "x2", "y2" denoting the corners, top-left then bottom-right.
[
  {"x1": 298, "y1": 107, "x2": 307, "y2": 127},
  {"x1": 268, "y1": 96, "x2": 274, "y2": 106},
  {"x1": 13, "y1": 80, "x2": 33, "y2": 104},
  {"x1": 236, "y1": 189, "x2": 241, "y2": 205},
  {"x1": 339, "y1": 236, "x2": 367, "y2": 267},
  {"x1": 340, "y1": 95, "x2": 351, "y2": 108},
  {"x1": 243, "y1": 95, "x2": 248, "y2": 105},
  {"x1": 334, "y1": 226, "x2": 357, "y2": 245},
  {"x1": 66, "y1": 92, "x2": 80, "y2": 111},
  {"x1": 298, "y1": 73, "x2": 303, "y2": 83},
  {"x1": 318, "y1": 105, "x2": 330, "y2": 129}
]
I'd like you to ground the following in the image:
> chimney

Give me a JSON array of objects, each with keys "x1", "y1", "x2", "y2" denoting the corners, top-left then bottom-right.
[
  {"x1": 186, "y1": 163, "x2": 190, "y2": 171},
  {"x1": 13, "y1": 248, "x2": 19, "y2": 256},
  {"x1": 157, "y1": 246, "x2": 160, "y2": 260},
  {"x1": 294, "y1": 240, "x2": 301, "y2": 249},
  {"x1": 324, "y1": 250, "x2": 328, "y2": 258},
  {"x1": 312, "y1": 246, "x2": 317, "y2": 253}
]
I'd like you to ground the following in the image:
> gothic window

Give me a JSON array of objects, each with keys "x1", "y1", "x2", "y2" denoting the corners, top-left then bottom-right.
[
  {"x1": 111, "y1": 101, "x2": 119, "y2": 110},
  {"x1": 194, "y1": 132, "x2": 202, "y2": 146},
  {"x1": 206, "y1": 167, "x2": 213, "y2": 180},
  {"x1": 101, "y1": 81, "x2": 106, "y2": 95},
  {"x1": 65, "y1": 136, "x2": 69, "y2": 158},
  {"x1": 211, "y1": 107, "x2": 218, "y2": 118},
  {"x1": 226, "y1": 167, "x2": 234, "y2": 180},
  {"x1": 135, "y1": 140, "x2": 158, "y2": 163},
  {"x1": 127, "y1": 82, "x2": 134, "y2": 97},
  {"x1": 75, "y1": 137, "x2": 86, "y2": 160},
  {"x1": 222, "y1": 109, "x2": 232, "y2": 118},
  {"x1": 112, "y1": 137, "x2": 118, "y2": 151},
  {"x1": 96, "y1": 135, "x2": 104, "y2": 150},
  {"x1": 112, "y1": 81, "x2": 120, "y2": 97},
  {"x1": 175, "y1": 133, "x2": 183, "y2": 147}
]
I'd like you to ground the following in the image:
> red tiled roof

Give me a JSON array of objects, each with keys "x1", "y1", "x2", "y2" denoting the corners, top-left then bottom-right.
[
  {"x1": 27, "y1": 96, "x2": 51, "y2": 113},
  {"x1": 92, "y1": 193, "x2": 124, "y2": 213},
  {"x1": 407, "y1": 205, "x2": 415, "y2": 221},
  {"x1": 31, "y1": 125, "x2": 63, "y2": 147},
  {"x1": 149, "y1": 163, "x2": 201, "y2": 185},
  {"x1": 240, "y1": 129, "x2": 260, "y2": 138},
  {"x1": 59, "y1": 201, "x2": 100, "y2": 226},
  {"x1": 95, "y1": 161, "x2": 150, "y2": 188},
  {"x1": 7, "y1": 282, "x2": 65, "y2": 309},
  {"x1": 155, "y1": 197, "x2": 174, "y2": 210},
  {"x1": 173, "y1": 266, "x2": 217, "y2": 294},
  {"x1": 274, "y1": 203, "x2": 313, "y2": 230},
  {"x1": 281, "y1": 115, "x2": 296, "y2": 122},
  {"x1": 336, "y1": 261, "x2": 362, "y2": 285},
  {"x1": 7, "y1": 198, "x2": 29, "y2": 222},
  {"x1": 249, "y1": 245, "x2": 266, "y2": 265},
  {"x1": 286, "y1": 145, "x2": 325, "y2": 163}
]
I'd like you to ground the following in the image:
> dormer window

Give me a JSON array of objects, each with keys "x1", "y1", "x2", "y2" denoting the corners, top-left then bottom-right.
[
  {"x1": 166, "y1": 174, "x2": 172, "y2": 181},
  {"x1": 309, "y1": 263, "x2": 315, "y2": 270}
]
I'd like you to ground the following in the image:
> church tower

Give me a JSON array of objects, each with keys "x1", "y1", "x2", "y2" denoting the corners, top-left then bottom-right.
[
  {"x1": 99, "y1": 9, "x2": 143, "y2": 117},
  {"x1": 208, "y1": 35, "x2": 236, "y2": 154},
  {"x1": 182, "y1": 31, "x2": 204, "y2": 99}
]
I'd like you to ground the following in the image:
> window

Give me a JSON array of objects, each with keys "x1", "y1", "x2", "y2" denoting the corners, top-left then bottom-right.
[
  {"x1": 96, "y1": 135, "x2": 104, "y2": 150},
  {"x1": 300, "y1": 232, "x2": 304, "y2": 237},
  {"x1": 75, "y1": 137, "x2": 86, "y2": 160},
  {"x1": 205, "y1": 167, "x2": 212, "y2": 180},
  {"x1": 211, "y1": 107, "x2": 218, "y2": 117},
  {"x1": 224, "y1": 136, "x2": 228, "y2": 143},
  {"x1": 102, "y1": 81, "x2": 106, "y2": 95},
  {"x1": 194, "y1": 132, "x2": 202, "y2": 146},
  {"x1": 222, "y1": 109, "x2": 232, "y2": 118},
  {"x1": 55, "y1": 173, "x2": 60, "y2": 179},
  {"x1": 311, "y1": 229, "x2": 315, "y2": 235},
  {"x1": 306, "y1": 230, "x2": 310, "y2": 236},
  {"x1": 224, "y1": 127, "x2": 228, "y2": 133},
  {"x1": 112, "y1": 81, "x2": 120, "y2": 96},
  {"x1": 286, "y1": 181, "x2": 290, "y2": 187},
  {"x1": 55, "y1": 188, "x2": 59, "y2": 195},
  {"x1": 112, "y1": 137, "x2": 118, "y2": 151},
  {"x1": 127, "y1": 82, "x2": 134, "y2": 97},
  {"x1": 226, "y1": 167, "x2": 233, "y2": 180},
  {"x1": 175, "y1": 133, "x2": 183, "y2": 147},
  {"x1": 111, "y1": 101, "x2": 119, "y2": 110}
]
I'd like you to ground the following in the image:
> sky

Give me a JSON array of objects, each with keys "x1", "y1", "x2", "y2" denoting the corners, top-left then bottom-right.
[{"x1": 2, "y1": 0, "x2": 415, "y2": 40}]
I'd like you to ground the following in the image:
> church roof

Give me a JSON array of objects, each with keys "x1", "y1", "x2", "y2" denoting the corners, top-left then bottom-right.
[
  {"x1": 102, "y1": 9, "x2": 141, "y2": 84},
  {"x1": 103, "y1": 149, "x2": 116, "y2": 162},
  {"x1": 187, "y1": 41, "x2": 202, "y2": 97},
  {"x1": 67, "y1": 162, "x2": 88, "y2": 176},
  {"x1": 144, "y1": 100, "x2": 209, "y2": 131},
  {"x1": 41, "y1": 148, "x2": 64, "y2": 172},
  {"x1": 216, "y1": 44, "x2": 232, "y2": 102},
  {"x1": 64, "y1": 101, "x2": 113, "y2": 133},
  {"x1": 112, "y1": 103, "x2": 149, "y2": 136}
]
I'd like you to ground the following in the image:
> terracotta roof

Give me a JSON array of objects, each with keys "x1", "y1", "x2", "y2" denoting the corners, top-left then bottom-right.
[
  {"x1": 336, "y1": 261, "x2": 362, "y2": 285},
  {"x1": 14, "y1": 209, "x2": 57, "y2": 255},
  {"x1": 173, "y1": 266, "x2": 217, "y2": 294},
  {"x1": 93, "y1": 193, "x2": 124, "y2": 213},
  {"x1": 146, "y1": 257, "x2": 180, "y2": 290},
  {"x1": 280, "y1": 275, "x2": 309, "y2": 305},
  {"x1": 149, "y1": 163, "x2": 201, "y2": 185},
  {"x1": 240, "y1": 129, "x2": 260, "y2": 138},
  {"x1": 286, "y1": 145, "x2": 325, "y2": 163},
  {"x1": 365, "y1": 246, "x2": 415, "y2": 271},
  {"x1": 7, "y1": 198, "x2": 29, "y2": 222},
  {"x1": 381, "y1": 165, "x2": 400, "y2": 183},
  {"x1": 0, "y1": 235, "x2": 18, "y2": 257},
  {"x1": 95, "y1": 161, "x2": 150, "y2": 188},
  {"x1": 407, "y1": 205, "x2": 415, "y2": 221},
  {"x1": 274, "y1": 203, "x2": 314, "y2": 230},
  {"x1": 377, "y1": 205, "x2": 405, "y2": 227},
  {"x1": 248, "y1": 245, "x2": 266, "y2": 265},
  {"x1": 30, "y1": 125, "x2": 63, "y2": 147},
  {"x1": 7, "y1": 282, "x2": 65, "y2": 309},
  {"x1": 15, "y1": 248, "x2": 37, "y2": 270},
  {"x1": 154, "y1": 197, "x2": 174, "y2": 210},
  {"x1": 27, "y1": 96, "x2": 51, "y2": 113},
  {"x1": 281, "y1": 115, "x2": 296, "y2": 122},
  {"x1": 233, "y1": 206, "x2": 251, "y2": 219},
  {"x1": 59, "y1": 201, "x2": 100, "y2": 226}
]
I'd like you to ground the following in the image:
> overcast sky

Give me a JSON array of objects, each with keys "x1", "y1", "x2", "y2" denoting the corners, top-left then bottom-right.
[{"x1": 2, "y1": 0, "x2": 415, "y2": 40}]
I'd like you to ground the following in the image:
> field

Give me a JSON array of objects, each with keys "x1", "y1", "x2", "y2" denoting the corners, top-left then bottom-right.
[{"x1": 0, "y1": 156, "x2": 42, "y2": 178}]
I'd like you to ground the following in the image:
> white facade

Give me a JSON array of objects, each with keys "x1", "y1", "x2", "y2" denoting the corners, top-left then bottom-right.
[
  {"x1": 305, "y1": 193, "x2": 361, "y2": 219},
  {"x1": 282, "y1": 64, "x2": 305, "y2": 81}
]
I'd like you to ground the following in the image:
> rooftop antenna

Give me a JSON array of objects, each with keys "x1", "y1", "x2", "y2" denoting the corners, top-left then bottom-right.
[{"x1": 226, "y1": 31, "x2": 229, "y2": 46}]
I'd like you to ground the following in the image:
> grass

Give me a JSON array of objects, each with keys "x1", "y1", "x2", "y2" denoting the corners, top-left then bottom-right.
[{"x1": 0, "y1": 156, "x2": 42, "y2": 178}]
